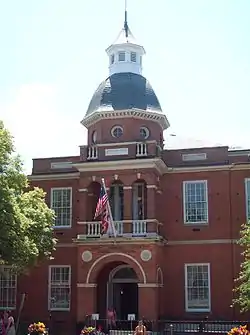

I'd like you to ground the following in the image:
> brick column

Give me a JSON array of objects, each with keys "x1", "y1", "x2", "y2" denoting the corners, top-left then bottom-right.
[
  {"x1": 147, "y1": 186, "x2": 156, "y2": 219},
  {"x1": 138, "y1": 284, "x2": 159, "y2": 320},
  {"x1": 77, "y1": 284, "x2": 97, "y2": 322},
  {"x1": 123, "y1": 186, "x2": 132, "y2": 220}
]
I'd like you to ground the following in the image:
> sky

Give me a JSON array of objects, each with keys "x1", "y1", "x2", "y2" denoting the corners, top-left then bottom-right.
[{"x1": 0, "y1": 0, "x2": 250, "y2": 173}]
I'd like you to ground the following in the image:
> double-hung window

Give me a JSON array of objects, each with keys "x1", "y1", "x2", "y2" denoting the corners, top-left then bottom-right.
[
  {"x1": 48, "y1": 266, "x2": 71, "y2": 311},
  {"x1": 185, "y1": 263, "x2": 211, "y2": 312},
  {"x1": 51, "y1": 188, "x2": 72, "y2": 227},
  {"x1": 0, "y1": 267, "x2": 17, "y2": 310},
  {"x1": 183, "y1": 180, "x2": 208, "y2": 224}
]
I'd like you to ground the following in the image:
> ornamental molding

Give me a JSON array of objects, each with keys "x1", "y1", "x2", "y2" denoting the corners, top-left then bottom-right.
[
  {"x1": 73, "y1": 158, "x2": 167, "y2": 175},
  {"x1": 81, "y1": 108, "x2": 170, "y2": 130}
]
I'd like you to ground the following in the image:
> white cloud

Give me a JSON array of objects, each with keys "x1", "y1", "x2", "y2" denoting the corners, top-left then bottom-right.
[{"x1": 1, "y1": 83, "x2": 86, "y2": 173}]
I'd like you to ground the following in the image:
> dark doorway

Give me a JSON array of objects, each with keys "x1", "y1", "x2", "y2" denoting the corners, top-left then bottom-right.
[{"x1": 119, "y1": 282, "x2": 138, "y2": 320}]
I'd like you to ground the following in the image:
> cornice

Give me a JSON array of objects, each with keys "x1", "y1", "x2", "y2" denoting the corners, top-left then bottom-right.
[
  {"x1": 73, "y1": 236, "x2": 165, "y2": 246},
  {"x1": 167, "y1": 163, "x2": 250, "y2": 173},
  {"x1": 73, "y1": 158, "x2": 167, "y2": 175},
  {"x1": 28, "y1": 172, "x2": 80, "y2": 181},
  {"x1": 81, "y1": 108, "x2": 170, "y2": 130}
]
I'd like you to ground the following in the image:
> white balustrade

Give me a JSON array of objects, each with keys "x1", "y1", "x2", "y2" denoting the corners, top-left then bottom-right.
[
  {"x1": 83, "y1": 220, "x2": 148, "y2": 238},
  {"x1": 87, "y1": 146, "x2": 98, "y2": 160},
  {"x1": 132, "y1": 220, "x2": 147, "y2": 236},
  {"x1": 136, "y1": 143, "x2": 147, "y2": 157}
]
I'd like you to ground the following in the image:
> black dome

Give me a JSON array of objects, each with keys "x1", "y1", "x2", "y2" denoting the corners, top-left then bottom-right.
[{"x1": 85, "y1": 72, "x2": 162, "y2": 117}]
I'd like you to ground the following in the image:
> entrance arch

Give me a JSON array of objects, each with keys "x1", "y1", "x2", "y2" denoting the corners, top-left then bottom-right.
[
  {"x1": 86, "y1": 252, "x2": 147, "y2": 284},
  {"x1": 96, "y1": 262, "x2": 139, "y2": 320}
]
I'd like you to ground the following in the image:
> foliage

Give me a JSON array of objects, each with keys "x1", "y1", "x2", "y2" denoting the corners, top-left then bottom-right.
[
  {"x1": 28, "y1": 322, "x2": 47, "y2": 334},
  {"x1": 233, "y1": 222, "x2": 250, "y2": 312},
  {"x1": 0, "y1": 120, "x2": 56, "y2": 271},
  {"x1": 81, "y1": 327, "x2": 96, "y2": 335},
  {"x1": 228, "y1": 325, "x2": 249, "y2": 335}
]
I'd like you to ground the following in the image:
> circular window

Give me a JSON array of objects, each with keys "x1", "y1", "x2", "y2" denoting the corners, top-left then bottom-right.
[
  {"x1": 111, "y1": 126, "x2": 123, "y2": 138},
  {"x1": 140, "y1": 127, "x2": 150, "y2": 139},
  {"x1": 92, "y1": 131, "x2": 97, "y2": 143}
]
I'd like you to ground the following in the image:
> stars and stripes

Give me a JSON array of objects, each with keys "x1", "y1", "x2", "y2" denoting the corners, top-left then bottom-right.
[{"x1": 94, "y1": 179, "x2": 117, "y2": 237}]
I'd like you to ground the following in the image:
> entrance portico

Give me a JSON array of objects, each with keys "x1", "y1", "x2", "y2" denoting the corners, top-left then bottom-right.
[{"x1": 77, "y1": 251, "x2": 161, "y2": 321}]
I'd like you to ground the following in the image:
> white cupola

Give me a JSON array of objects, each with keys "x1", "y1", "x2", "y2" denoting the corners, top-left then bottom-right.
[{"x1": 106, "y1": 10, "x2": 145, "y2": 76}]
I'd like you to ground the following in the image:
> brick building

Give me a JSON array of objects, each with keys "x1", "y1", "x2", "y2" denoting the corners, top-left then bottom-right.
[{"x1": 1, "y1": 11, "x2": 250, "y2": 329}]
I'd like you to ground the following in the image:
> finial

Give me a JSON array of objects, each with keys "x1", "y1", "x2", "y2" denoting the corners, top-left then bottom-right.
[{"x1": 124, "y1": 0, "x2": 128, "y2": 38}]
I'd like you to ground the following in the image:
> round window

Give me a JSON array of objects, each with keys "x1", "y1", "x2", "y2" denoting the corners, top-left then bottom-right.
[
  {"x1": 92, "y1": 130, "x2": 97, "y2": 143},
  {"x1": 140, "y1": 127, "x2": 150, "y2": 139},
  {"x1": 111, "y1": 126, "x2": 123, "y2": 138}
]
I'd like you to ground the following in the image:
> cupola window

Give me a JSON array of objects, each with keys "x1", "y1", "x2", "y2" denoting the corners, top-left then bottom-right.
[
  {"x1": 118, "y1": 52, "x2": 125, "y2": 62},
  {"x1": 140, "y1": 126, "x2": 150, "y2": 139},
  {"x1": 130, "y1": 52, "x2": 137, "y2": 62},
  {"x1": 111, "y1": 125, "x2": 123, "y2": 138},
  {"x1": 91, "y1": 130, "x2": 97, "y2": 144},
  {"x1": 110, "y1": 54, "x2": 115, "y2": 64}
]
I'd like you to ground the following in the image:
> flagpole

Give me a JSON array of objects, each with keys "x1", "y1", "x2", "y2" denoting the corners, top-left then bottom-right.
[{"x1": 101, "y1": 178, "x2": 117, "y2": 241}]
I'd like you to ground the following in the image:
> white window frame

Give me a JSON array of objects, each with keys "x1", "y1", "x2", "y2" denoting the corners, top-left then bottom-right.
[
  {"x1": 48, "y1": 265, "x2": 71, "y2": 311},
  {"x1": 0, "y1": 266, "x2": 17, "y2": 310},
  {"x1": 183, "y1": 180, "x2": 208, "y2": 224},
  {"x1": 244, "y1": 178, "x2": 250, "y2": 222},
  {"x1": 185, "y1": 263, "x2": 211, "y2": 313},
  {"x1": 50, "y1": 187, "x2": 72, "y2": 228},
  {"x1": 118, "y1": 51, "x2": 125, "y2": 62}
]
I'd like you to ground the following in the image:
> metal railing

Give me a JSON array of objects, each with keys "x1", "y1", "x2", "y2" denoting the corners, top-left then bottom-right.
[{"x1": 18, "y1": 319, "x2": 250, "y2": 335}]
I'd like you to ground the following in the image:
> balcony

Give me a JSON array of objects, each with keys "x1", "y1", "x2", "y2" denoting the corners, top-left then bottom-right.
[{"x1": 76, "y1": 219, "x2": 160, "y2": 240}]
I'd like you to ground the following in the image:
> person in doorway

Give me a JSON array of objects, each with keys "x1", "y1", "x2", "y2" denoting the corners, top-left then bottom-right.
[
  {"x1": 134, "y1": 320, "x2": 146, "y2": 335},
  {"x1": 1, "y1": 311, "x2": 15, "y2": 335},
  {"x1": 106, "y1": 307, "x2": 116, "y2": 329}
]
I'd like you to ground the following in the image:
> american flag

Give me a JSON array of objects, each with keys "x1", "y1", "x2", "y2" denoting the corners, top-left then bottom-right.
[
  {"x1": 94, "y1": 182, "x2": 113, "y2": 235},
  {"x1": 94, "y1": 185, "x2": 108, "y2": 220}
]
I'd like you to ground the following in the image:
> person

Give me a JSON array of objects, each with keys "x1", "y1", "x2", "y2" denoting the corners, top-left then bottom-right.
[
  {"x1": 1, "y1": 311, "x2": 15, "y2": 335},
  {"x1": 106, "y1": 307, "x2": 116, "y2": 329},
  {"x1": 134, "y1": 320, "x2": 146, "y2": 335}
]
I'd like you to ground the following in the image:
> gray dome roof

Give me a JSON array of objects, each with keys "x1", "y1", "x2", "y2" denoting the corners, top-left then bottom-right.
[{"x1": 85, "y1": 72, "x2": 162, "y2": 117}]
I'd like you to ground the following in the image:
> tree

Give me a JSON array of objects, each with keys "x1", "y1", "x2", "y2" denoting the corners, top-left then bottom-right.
[
  {"x1": 233, "y1": 222, "x2": 250, "y2": 312},
  {"x1": 0, "y1": 120, "x2": 56, "y2": 272}
]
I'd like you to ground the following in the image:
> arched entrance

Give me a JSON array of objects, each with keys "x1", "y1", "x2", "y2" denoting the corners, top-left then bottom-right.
[{"x1": 97, "y1": 262, "x2": 139, "y2": 320}]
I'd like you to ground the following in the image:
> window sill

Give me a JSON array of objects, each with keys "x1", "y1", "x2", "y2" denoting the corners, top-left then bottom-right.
[
  {"x1": 48, "y1": 308, "x2": 70, "y2": 312},
  {"x1": 186, "y1": 308, "x2": 211, "y2": 313},
  {"x1": 184, "y1": 222, "x2": 209, "y2": 226},
  {"x1": 53, "y1": 226, "x2": 72, "y2": 229}
]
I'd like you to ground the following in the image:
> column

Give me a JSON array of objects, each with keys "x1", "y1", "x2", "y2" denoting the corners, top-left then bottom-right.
[
  {"x1": 123, "y1": 186, "x2": 132, "y2": 233},
  {"x1": 77, "y1": 284, "x2": 97, "y2": 322},
  {"x1": 146, "y1": 186, "x2": 156, "y2": 219},
  {"x1": 138, "y1": 284, "x2": 159, "y2": 320}
]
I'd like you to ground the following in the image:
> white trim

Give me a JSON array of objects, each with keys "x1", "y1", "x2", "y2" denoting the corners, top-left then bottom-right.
[
  {"x1": 77, "y1": 283, "x2": 97, "y2": 288},
  {"x1": 108, "y1": 264, "x2": 138, "y2": 283},
  {"x1": 183, "y1": 180, "x2": 208, "y2": 225},
  {"x1": 78, "y1": 188, "x2": 88, "y2": 192},
  {"x1": 244, "y1": 178, "x2": 250, "y2": 222},
  {"x1": 73, "y1": 158, "x2": 167, "y2": 175},
  {"x1": 50, "y1": 187, "x2": 72, "y2": 228},
  {"x1": 0, "y1": 266, "x2": 17, "y2": 310},
  {"x1": 184, "y1": 263, "x2": 211, "y2": 313},
  {"x1": 156, "y1": 267, "x2": 164, "y2": 286},
  {"x1": 138, "y1": 283, "x2": 160, "y2": 288},
  {"x1": 182, "y1": 153, "x2": 207, "y2": 162},
  {"x1": 86, "y1": 252, "x2": 147, "y2": 284},
  {"x1": 28, "y1": 172, "x2": 79, "y2": 181},
  {"x1": 81, "y1": 108, "x2": 170, "y2": 131},
  {"x1": 80, "y1": 140, "x2": 157, "y2": 148},
  {"x1": 48, "y1": 265, "x2": 71, "y2": 311}
]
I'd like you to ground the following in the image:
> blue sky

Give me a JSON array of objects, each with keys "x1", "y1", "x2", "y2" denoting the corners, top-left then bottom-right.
[{"x1": 0, "y1": 0, "x2": 249, "y2": 173}]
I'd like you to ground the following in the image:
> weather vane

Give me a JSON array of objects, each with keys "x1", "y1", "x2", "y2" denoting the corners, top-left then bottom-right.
[{"x1": 124, "y1": 0, "x2": 128, "y2": 38}]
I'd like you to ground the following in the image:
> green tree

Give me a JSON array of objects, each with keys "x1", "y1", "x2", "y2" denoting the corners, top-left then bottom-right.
[
  {"x1": 233, "y1": 222, "x2": 250, "y2": 312},
  {"x1": 0, "y1": 120, "x2": 56, "y2": 271}
]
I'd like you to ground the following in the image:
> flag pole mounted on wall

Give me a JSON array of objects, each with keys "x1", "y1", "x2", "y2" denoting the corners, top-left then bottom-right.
[
  {"x1": 94, "y1": 178, "x2": 117, "y2": 241},
  {"x1": 101, "y1": 178, "x2": 117, "y2": 240}
]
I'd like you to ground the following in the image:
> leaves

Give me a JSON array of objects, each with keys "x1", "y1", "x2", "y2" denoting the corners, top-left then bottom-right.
[
  {"x1": 0, "y1": 120, "x2": 56, "y2": 272},
  {"x1": 233, "y1": 222, "x2": 250, "y2": 312}
]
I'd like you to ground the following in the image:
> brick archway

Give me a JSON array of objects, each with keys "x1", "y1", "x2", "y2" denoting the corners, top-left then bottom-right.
[{"x1": 86, "y1": 252, "x2": 147, "y2": 284}]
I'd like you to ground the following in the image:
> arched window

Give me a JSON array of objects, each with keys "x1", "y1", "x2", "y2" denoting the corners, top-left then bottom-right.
[
  {"x1": 132, "y1": 180, "x2": 147, "y2": 220},
  {"x1": 110, "y1": 181, "x2": 124, "y2": 221}
]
